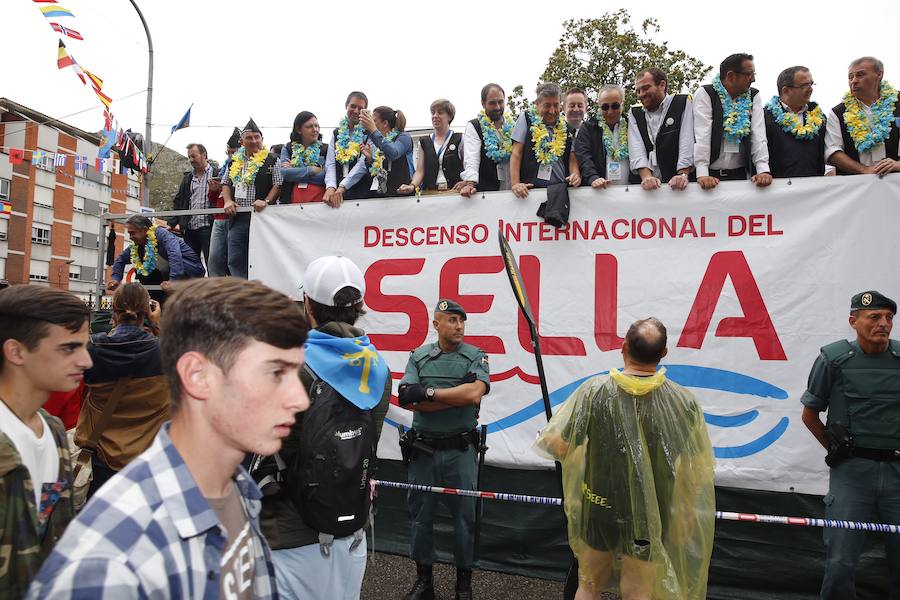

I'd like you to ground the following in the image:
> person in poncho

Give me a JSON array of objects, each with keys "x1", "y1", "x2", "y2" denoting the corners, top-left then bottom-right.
[{"x1": 534, "y1": 317, "x2": 715, "y2": 600}]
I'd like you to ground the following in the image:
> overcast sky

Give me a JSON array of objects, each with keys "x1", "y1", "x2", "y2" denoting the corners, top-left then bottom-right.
[{"x1": 4, "y1": 0, "x2": 899, "y2": 165}]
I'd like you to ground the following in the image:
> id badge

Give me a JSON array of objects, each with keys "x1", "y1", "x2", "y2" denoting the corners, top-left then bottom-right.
[
  {"x1": 649, "y1": 150, "x2": 658, "y2": 167},
  {"x1": 607, "y1": 161, "x2": 622, "y2": 181},
  {"x1": 723, "y1": 139, "x2": 740, "y2": 154},
  {"x1": 296, "y1": 183, "x2": 308, "y2": 189},
  {"x1": 370, "y1": 176, "x2": 380, "y2": 191},
  {"x1": 537, "y1": 163, "x2": 552, "y2": 180},
  {"x1": 235, "y1": 183, "x2": 248, "y2": 199}
]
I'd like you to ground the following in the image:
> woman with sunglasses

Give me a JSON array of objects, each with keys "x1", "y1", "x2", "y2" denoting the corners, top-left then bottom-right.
[{"x1": 575, "y1": 84, "x2": 641, "y2": 189}]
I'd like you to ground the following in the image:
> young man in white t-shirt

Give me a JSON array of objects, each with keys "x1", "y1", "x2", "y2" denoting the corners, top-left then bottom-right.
[{"x1": 0, "y1": 284, "x2": 92, "y2": 596}]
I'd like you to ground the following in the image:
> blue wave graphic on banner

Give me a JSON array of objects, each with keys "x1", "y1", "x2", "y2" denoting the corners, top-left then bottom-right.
[{"x1": 387, "y1": 365, "x2": 789, "y2": 459}]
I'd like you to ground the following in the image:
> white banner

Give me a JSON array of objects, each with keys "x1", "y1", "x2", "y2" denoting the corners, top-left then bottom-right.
[{"x1": 250, "y1": 175, "x2": 900, "y2": 495}]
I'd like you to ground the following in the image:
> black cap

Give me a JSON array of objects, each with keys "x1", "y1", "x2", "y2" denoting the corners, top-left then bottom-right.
[
  {"x1": 242, "y1": 118, "x2": 261, "y2": 134},
  {"x1": 227, "y1": 127, "x2": 241, "y2": 149},
  {"x1": 435, "y1": 299, "x2": 466, "y2": 320},
  {"x1": 851, "y1": 290, "x2": 897, "y2": 313}
]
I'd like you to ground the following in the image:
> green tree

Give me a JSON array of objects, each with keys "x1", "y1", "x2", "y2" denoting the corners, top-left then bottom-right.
[{"x1": 508, "y1": 10, "x2": 711, "y2": 115}]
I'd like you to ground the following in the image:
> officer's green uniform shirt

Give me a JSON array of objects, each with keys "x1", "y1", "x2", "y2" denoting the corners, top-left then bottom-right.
[{"x1": 400, "y1": 342, "x2": 490, "y2": 436}]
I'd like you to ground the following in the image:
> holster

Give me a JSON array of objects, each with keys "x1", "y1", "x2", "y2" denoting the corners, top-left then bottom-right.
[
  {"x1": 399, "y1": 427, "x2": 435, "y2": 464},
  {"x1": 825, "y1": 423, "x2": 853, "y2": 468}
]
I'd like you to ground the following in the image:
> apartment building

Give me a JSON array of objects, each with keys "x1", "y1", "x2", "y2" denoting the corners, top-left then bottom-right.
[{"x1": 0, "y1": 98, "x2": 142, "y2": 300}]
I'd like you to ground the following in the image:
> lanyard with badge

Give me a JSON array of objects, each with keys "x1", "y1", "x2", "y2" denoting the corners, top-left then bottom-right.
[{"x1": 432, "y1": 131, "x2": 454, "y2": 189}]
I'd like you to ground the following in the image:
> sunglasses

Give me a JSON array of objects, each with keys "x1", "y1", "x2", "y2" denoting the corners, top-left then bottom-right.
[{"x1": 600, "y1": 102, "x2": 621, "y2": 111}]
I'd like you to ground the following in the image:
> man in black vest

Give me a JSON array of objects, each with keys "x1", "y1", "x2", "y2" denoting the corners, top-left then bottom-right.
[
  {"x1": 460, "y1": 83, "x2": 513, "y2": 197},
  {"x1": 826, "y1": 56, "x2": 900, "y2": 177},
  {"x1": 693, "y1": 53, "x2": 772, "y2": 190},
  {"x1": 801, "y1": 290, "x2": 900, "y2": 600},
  {"x1": 221, "y1": 118, "x2": 282, "y2": 279},
  {"x1": 763, "y1": 66, "x2": 827, "y2": 178},
  {"x1": 324, "y1": 91, "x2": 372, "y2": 207},
  {"x1": 510, "y1": 82, "x2": 581, "y2": 198},
  {"x1": 629, "y1": 68, "x2": 694, "y2": 190}
]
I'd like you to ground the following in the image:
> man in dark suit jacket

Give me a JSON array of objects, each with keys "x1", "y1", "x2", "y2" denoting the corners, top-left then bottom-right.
[{"x1": 168, "y1": 143, "x2": 213, "y2": 266}]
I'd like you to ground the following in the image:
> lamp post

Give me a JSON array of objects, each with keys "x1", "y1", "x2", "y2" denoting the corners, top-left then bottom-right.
[{"x1": 128, "y1": 0, "x2": 153, "y2": 208}]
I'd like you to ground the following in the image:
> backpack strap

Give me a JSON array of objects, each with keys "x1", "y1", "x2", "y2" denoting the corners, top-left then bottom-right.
[{"x1": 75, "y1": 376, "x2": 131, "y2": 477}]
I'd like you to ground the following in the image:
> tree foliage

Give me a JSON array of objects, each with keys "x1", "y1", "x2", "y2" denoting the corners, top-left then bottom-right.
[{"x1": 508, "y1": 10, "x2": 711, "y2": 115}]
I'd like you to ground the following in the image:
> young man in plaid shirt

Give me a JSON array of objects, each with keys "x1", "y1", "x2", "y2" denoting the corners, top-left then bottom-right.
[{"x1": 29, "y1": 278, "x2": 311, "y2": 599}]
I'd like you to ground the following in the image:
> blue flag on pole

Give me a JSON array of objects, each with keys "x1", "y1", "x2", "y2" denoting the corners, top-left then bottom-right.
[
  {"x1": 304, "y1": 329, "x2": 389, "y2": 410},
  {"x1": 171, "y1": 105, "x2": 192, "y2": 133}
]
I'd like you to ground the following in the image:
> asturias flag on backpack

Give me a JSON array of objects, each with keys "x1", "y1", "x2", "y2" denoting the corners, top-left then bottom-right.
[{"x1": 303, "y1": 330, "x2": 389, "y2": 410}]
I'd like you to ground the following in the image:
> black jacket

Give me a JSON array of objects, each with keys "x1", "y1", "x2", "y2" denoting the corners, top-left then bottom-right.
[{"x1": 168, "y1": 166, "x2": 212, "y2": 231}]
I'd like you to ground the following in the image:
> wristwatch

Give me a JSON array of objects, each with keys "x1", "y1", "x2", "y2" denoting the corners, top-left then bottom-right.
[{"x1": 425, "y1": 386, "x2": 436, "y2": 401}]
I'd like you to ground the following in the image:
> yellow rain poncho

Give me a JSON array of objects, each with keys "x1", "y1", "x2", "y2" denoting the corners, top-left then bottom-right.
[{"x1": 534, "y1": 368, "x2": 715, "y2": 599}]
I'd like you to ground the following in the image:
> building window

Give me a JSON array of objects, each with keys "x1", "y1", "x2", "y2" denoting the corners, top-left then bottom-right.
[
  {"x1": 72, "y1": 231, "x2": 83, "y2": 247},
  {"x1": 29, "y1": 274, "x2": 49, "y2": 282},
  {"x1": 127, "y1": 182, "x2": 140, "y2": 198},
  {"x1": 102, "y1": 172, "x2": 111, "y2": 186},
  {"x1": 32, "y1": 225, "x2": 51, "y2": 245},
  {"x1": 0, "y1": 178, "x2": 9, "y2": 202},
  {"x1": 73, "y1": 196, "x2": 85, "y2": 213},
  {"x1": 69, "y1": 268, "x2": 80, "y2": 280}
]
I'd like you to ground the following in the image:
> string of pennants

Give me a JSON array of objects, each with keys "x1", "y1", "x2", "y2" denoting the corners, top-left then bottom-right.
[
  {"x1": 34, "y1": 0, "x2": 149, "y2": 173},
  {"x1": 4, "y1": 146, "x2": 138, "y2": 176}
]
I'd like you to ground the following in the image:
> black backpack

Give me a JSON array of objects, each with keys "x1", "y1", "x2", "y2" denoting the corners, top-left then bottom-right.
[{"x1": 288, "y1": 366, "x2": 377, "y2": 537}]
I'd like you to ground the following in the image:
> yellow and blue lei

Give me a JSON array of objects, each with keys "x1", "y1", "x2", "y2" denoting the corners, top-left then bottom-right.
[
  {"x1": 599, "y1": 118, "x2": 628, "y2": 161},
  {"x1": 334, "y1": 117, "x2": 366, "y2": 164},
  {"x1": 130, "y1": 224, "x2": 158, "y2": 277},
  {"x1": 765, "y1": 98, "x2": 825, "y2": 140},
  {"x1": 843, "y1": 81, "x2": 898, "y2": 154},
  {"x1": 528, "y1": 106, "x2": 568, "y2": 165},
  {"x1": 228, "y1": 146, "x2": 270, "y2": 186},
  {"x1": 712, "y1": 75, "x2": 752, "y2": 144},
  {"x1": 289, "y1": 141, "x2": 322, "y2": 168},
  {"x1": 479, "y1": 110, "x2": 515, "y2": 163},
  {"x1": 369, "y1": 129, "x2": 400, "y2": 177}
]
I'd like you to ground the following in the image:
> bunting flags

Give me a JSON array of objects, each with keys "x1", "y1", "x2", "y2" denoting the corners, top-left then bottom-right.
[
  {"x1": 56, "y1": 40, "x2": 74, "y2": 69},
  {"x1": 1, "y1": 201, "x2": 11, "y2": 217},
  {"x1": 31, "y1": 150, "x2": 47, "y2": 165},
  {"x1": 9, "y1": 149, "x2": 25, "y2": 165},
  {"x1": 50, "y1": 22, "x2": 83, "y2": 40},
  {"x1": 54, "y1": 153, "x2": 68, "y2": 167},
  {"x1": 39, "y1": 4, "x2": 74, "y2": 18}
]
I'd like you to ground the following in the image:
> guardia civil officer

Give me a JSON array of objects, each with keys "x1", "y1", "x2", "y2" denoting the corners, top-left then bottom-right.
[
  {"x1": 801, "y1": 291, "x2": 900, "y2": 600},
  {"x1": 398, "y1": 300, "x2": 490, "y2": 600}
]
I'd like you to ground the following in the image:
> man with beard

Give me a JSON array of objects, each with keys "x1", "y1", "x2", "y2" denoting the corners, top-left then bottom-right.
[
  {"x1": 459, "y1": 84, "x2": 514, "y2": 197},
  {"x1": 628, "y1": 68, "x2": 694, "y2": 190}
]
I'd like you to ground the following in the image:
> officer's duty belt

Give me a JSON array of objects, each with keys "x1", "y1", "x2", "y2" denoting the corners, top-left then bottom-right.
[
  {"x1": 419, "y1": 431, "x2": 476, "y2": 452},
  {"x1": 851, "y1": 447, "x2": 900, "y2": 461}
]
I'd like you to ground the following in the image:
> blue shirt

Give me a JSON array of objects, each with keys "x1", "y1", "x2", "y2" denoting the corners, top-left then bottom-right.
[
  {"x1": 368, "y1": 129, "x2": 415, "y2": 176},
  {"x1": 27, "y1": 424, "x2": 278, "y2": 599}
]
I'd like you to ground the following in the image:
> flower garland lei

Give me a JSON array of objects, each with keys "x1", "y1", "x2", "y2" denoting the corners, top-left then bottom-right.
[
  {"x1": 842, "y1": 81, "x2": 898, "y2": 154},
  {"x1": 334, "y1": 117, "x2": 367, "y2": 164},
  {"x1": 478, "y1": 110, "x2": 515, "y2": 163},
  {"x1": 369, "y1": 129, "x2": 400, "y2": 177},
  {"x1": 528, "y1": 105, "x2": 568, "y2": 165},
  {"x1": 712, "y1": 75, "x2": 752, "y2": 143},
  {"x1": 764, "y1": 98, "x2": 825, "y2": 140},
  {"x1": 599, "y1": 118, "x2": 629, "y2": 161},
  {"x1": 228, "y1": 146, "x2": 270, "y2": 186},
  {"x1": 130, "y1": 224, "x2": 158, "y2": 276},
  {"x1": 289, "y1": 141, "x2": 322, "y2": 168}
]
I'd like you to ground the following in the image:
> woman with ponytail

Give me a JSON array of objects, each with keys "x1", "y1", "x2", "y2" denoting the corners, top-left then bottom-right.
[
  {"x1": 360, "y1": 105, "x2": 414, "y2": 197},
  {"x1": 75, "y1": 283, "x2": 168, "y2": 500}
]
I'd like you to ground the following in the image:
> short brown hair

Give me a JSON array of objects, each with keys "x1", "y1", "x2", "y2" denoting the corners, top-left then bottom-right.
[
  {"x1": 160, "y1": 278, "x2": 309, "y2": 410},
  {"x1": 636, "y1": 68, "x2": 667, "y2": 86},
  {"x1": 0, "y1": 285, "x2": 90, "y2": 371},
  {"x1": 429, "y1": 99, "x2": 456, "y2": 123},
  {"x1": 186, "y1": 143, "x2": 208, "y2": 158}
]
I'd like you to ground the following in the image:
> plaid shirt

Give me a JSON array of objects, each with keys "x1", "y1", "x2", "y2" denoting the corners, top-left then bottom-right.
[
  {"x1": 225, "y1": 153, "x2": 283, "y2": 208},
  {"x1": 27, "y1": 424, "x2": 277, "y2": 599},
  {"x1": 188, "y1": 164, "x2": 213, "y2": 230}
]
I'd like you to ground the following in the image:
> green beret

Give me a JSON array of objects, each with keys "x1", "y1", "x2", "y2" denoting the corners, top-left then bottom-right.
[
  {"x1": 851, "y1": 290, "x2": 897, "y2": 313},
  {"x1": 435, "y1": 299, "x2": 466, "y2": 320}
]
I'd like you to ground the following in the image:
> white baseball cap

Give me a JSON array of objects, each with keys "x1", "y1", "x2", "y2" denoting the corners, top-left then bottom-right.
[{"x1": 300, "y1": 256, "x2": 366, "y2": 307}]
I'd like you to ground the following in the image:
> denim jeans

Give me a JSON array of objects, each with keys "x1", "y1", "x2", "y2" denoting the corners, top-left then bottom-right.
[
  {"x1": 207, "y1": 219, "x2": 229, "y2": 277},
  {"x1": 226, "y1": 213, "x2": 250, "y2": 279},
  {"x1": 183, "y1": 225, "x2": 211, "y2": 269},
  {"x1": 821, "y1": 457, "x2": 900, "y2": 599},
  {"x1": 272, "y1": 536, "x2": 367, "y2": 600}
]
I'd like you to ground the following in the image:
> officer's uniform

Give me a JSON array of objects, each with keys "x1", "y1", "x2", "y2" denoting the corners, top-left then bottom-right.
[
  {"x1": 400, "y1": 300, "x2": 490, "y2": 573},
  {"x1": 801, "y1": 290, "x2": 900, "y2": 600}
]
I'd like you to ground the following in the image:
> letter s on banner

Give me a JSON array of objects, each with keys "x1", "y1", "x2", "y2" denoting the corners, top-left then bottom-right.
[
  {"x1": 439, "y1": 256, "x2": 506, "y2": 353},
  {"x1": 365, "y1": 259, "x2": 429, "y2": 351}
]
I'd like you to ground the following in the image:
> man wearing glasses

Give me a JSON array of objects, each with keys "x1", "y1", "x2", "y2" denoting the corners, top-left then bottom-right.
[
  {"x1": 763, "y1": 67, "x2": 828, "y2": 178},
  {"x1": 693, "y1": 53, "x2": 772, "y2": 190},
  {"x1": 574, "y1": 84, "x2": 642, "y2": 190}
]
